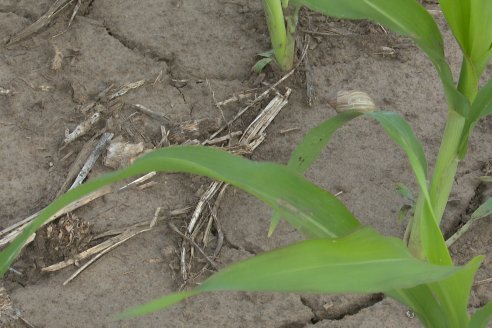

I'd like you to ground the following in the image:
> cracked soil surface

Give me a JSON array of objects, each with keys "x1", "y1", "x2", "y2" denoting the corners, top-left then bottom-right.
[{"x1": 0, "y1": 0, "x2": 491, "y2": 327}]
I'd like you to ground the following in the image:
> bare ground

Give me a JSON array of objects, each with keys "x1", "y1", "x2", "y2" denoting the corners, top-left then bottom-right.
[{"x1": 0, "y1": 1, "x2": 491, "y2": 327}]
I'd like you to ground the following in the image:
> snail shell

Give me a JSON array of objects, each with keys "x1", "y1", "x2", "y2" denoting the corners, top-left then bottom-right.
[{"x1": 328, "y1": 90, "x2": 376, "y2": 113}]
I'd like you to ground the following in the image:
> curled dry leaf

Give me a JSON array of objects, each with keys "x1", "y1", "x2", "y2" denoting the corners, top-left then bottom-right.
[
  {"x1": 328, "y1": 90, "x2": 376, "y2": 113},
  {"x1": 168, "y1": 117, "x2": 222, "y2": 144},
  {"x1": 0, "y1": 87, "x2": 12, "y2": 96},
  {"x1": 104, "y1": 140, "x2": 146, "y2": 169},
  {"x1": 51, "y1": 45, "x2": 63, "y2": 71},
  {"x1": 64, "y1": 112, "x2": 101, "y2": 144}
]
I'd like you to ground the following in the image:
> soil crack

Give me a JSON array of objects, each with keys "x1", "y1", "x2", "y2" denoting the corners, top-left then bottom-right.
[
  {"x1": 300, "y1": 296, "x2": 319, "y2": 325},
  {"x1": 445, "y1": 162, "x2": 491, "y2": 242},
  {"x1": 102, "y1": 23, "x2": 173, "y2": 65},
  {"x1": 224, "y1": 239, "x2": 256, "y2": 256}
]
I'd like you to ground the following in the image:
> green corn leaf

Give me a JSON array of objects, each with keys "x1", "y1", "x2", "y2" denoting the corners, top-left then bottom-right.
[
  {"x1": 367, "y1": 112, "x2": 450, "y2": 265},
  {"x1": 288, "y1": 111, "x2": 429, "y2": 193},
  {"x1": 290, "y1": 0, "x2": 468, "y2": 115},
  {"x1": 0, "y1": 146, "x2": 362, "y2": 277},
  {"x1": 388, "y1": 256, "x2": 483, "y2": 328},
  {"x1": 367, "y1": 112, "x2": 428, "y2": 198},
  {"x1": 469, "y1": 301, "x2": 492, "y2": 328},
  {"x1": 471, "y1": 197, "x2": 492, "y2": 220},
  {"x1": 257, "y1": 49, "x2": 275, "y2": 58},
  {"x1": 266, "y1": 109, "x2": 364, "y2": 238},
  {"x1": 287, "y1": 108, "x2": 451, "y2": 264},
  {"x1": 427, "y1": 256, "x2": 483, "y2": 327},
  {"x1": 387, "y1": 286, "x2": 449, "y2": 328},
  {"x1": 288, "y1": 109, "x2": 364, "y2": 173},
  {"x1": 396, "y1": 182, "x2": 414, "y2": 202},
  {"x1": 439, "y1": 0, "x2": 492, "y2": 80},
  {"x1": 458, "y1": 78, "x2": 492, "y2": 158},
  {"x1": 118, "y1": 228, "x2": 461, "y2": 319},
  {"x1": 252, "y1": 57, "x2": 273, "y2": 73},
  {"x1": 397, "y1": 204, "x2": 412, "y2": 223}
]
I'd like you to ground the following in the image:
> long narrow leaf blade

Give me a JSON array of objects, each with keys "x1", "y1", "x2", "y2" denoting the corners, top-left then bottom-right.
[
  {"x1": 288, "y1": 109, "x2": 364, "y2": 173},
  {"x1": 0, "y1": 146, "x2": 361, "y2": 276},
  {"x1": 290, "y1": 0, "x2": 468, "y2": 115},
  {"x1": 388, "y1": 256, "x2": 483, "y2": 328},
  {"x1": 458, "y1": 77, "x2": 492, "y2": 158},
  {"x1": 428, "y1": 256, "x2": 483, "y2": 327},
  {"x1": 272, "y1": 109, "x2": 362, "y2": 237},
  {"x1": 439, "y1": 0, "x2": 492, "y2": 78},
  {"x1": 287, "y1": 108, "x2": 451, "y2": 264},
  {"x1": 471, "y1": 197, "x2": 492, "y2": 220},
  {"x1": 367, "y1": 112, "x2": 450, "y2": 265},
  {"x1": 469, "y1": 301, "x2": 492, "y2": 328},
  {"x1": 118, "y1": 228, "x2": 460, "y2": 319}
]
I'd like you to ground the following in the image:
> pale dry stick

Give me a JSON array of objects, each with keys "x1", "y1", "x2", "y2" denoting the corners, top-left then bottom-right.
[
  {"x1": 158, "y1": 125, "x2": 170, "y2": 147},
  {"x1": 299, "y1": 28, "x2": 352, "y2": 37},
  {"x1": 474, "y1": 277, "x2": 492, "y2": 287},
  {"x1": 63, "y1": 112, "x2": 101, "y2": 145},
  {"x1": 62, "y1": 208, "x2": 161, "y2": 285},
  {"x1": 240, "y1": 89, "x2": 292, "y2": 145},
  {"x1": 109, "y1": 80, "x2": 146, "y2": 100},
  {"x1": 204, "y1": 89, "x2": 292, "y2": 237},
  {"x1": 42, "y1": 228, "x2": 141, "y2": 272},
  {"x1": 7, "y1": 0, "x2": 75, "y2": 45},
  {"x1": 153, "y1": 70, "x2": 163, "y2": 85},
  {"x1": 137, "y1": 181, "x2": 158, "y2": 190},
  {"x1": 18, "y1": 316, "x2": 37, "y2": 328},
  {"x1": 132, "y1": 104, "x2": 169, "y2": 123},
  {"x1": 206, "y1": 79, "x2": 227, "y2": 123},
  {"x1": 187, "y1": 181, "x2": 222, "y2": 234},
  {"x1": 63, "y1": 228, "x2": 148, "y2": 285},
  {"x1": 216, "y1": 91, "x2": 256, "y2": 107},
  {"x1": 299, "y1": 35, "x2": 315, "y2": 106},
  {"x1": 169, "y1": 206, "x2": 193, "y2": 216},
  {"x1": 445, "y1": 218, "x2": 478, "y2": 247},
  {"x1": 181, "y1": 181, "x2": 221, "y2": 271},
  {"x1": 118, "y1": 172, "x2": 157, "y2": 192},
  {"x1": 57, "y1": 136, "x2": 99, "y2": 196},
  {"x1": 206, "y1": 79, "x2": 231, "y2": 143},
  {"x1": 202, "y1": 186, "x2": 226, "y2": 257},
  {"x1": 60, "y1": 150, "x2": 74, "y2": 162},
  {"x1": 69, "y1": 132, "x2": 114, "y2": 189},
  {"x1": 169, "y1": 223, "x2": 218, "y2": 270},
  {"x1": 207, "y1": 43, "x2": 307, "y2": 141},
  {"x1": 179, "y1": 88, "x2": 293, "y2": 279},
  {"x1": 0, "y1": 187, "x2": 111, "y2": 247},
  {"x1": 67, "y1": 0, "x2": 81, "y2": 26},
  {"x1": 49, "y1": 0, "x2": 84, "y2": 39},
  {"x1": 204, "y1": 131, "x2": 242, "y2": 145},
  {"x1": 279, "y1": 127, "x2": 300, "y2": 134},
  {"x1": 91, "y1": 206, "x2": 191, "y2": 240},
  {"x1": 180, "y1": 246, "x2": 188, "y2": 281}
]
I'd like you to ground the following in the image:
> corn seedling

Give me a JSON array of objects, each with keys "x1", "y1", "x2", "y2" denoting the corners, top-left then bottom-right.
[{"x1": 2, "y1": 0, "x2": 492, "y2": 327}]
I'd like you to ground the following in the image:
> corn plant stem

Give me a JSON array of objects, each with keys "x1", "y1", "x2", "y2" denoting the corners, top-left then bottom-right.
[
  {"x1": 408, "y1": 54, "x2": 479, "y2": 259},
  {"x1": 427, "y1": 50, "x2": 479, "y2": 226},
  {"x1": 457, "y1": 58, "x2": 479, "y2": 102},
  {"x1": 262, "y1": 0, "x2": 296, "y2": 71},
  {"x1": 429, "y1": 110, "x2": 466, "y2": 222}
]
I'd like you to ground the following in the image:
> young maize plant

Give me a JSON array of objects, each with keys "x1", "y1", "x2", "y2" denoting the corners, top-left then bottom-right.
[{"x1": 1, "y1": 0, "x2": 492, "y2": 327}]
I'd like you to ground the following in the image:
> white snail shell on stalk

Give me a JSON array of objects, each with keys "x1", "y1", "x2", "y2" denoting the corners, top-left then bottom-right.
[{"x1": 328, "y1": 90, "x2": 376, "y2": 113}]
